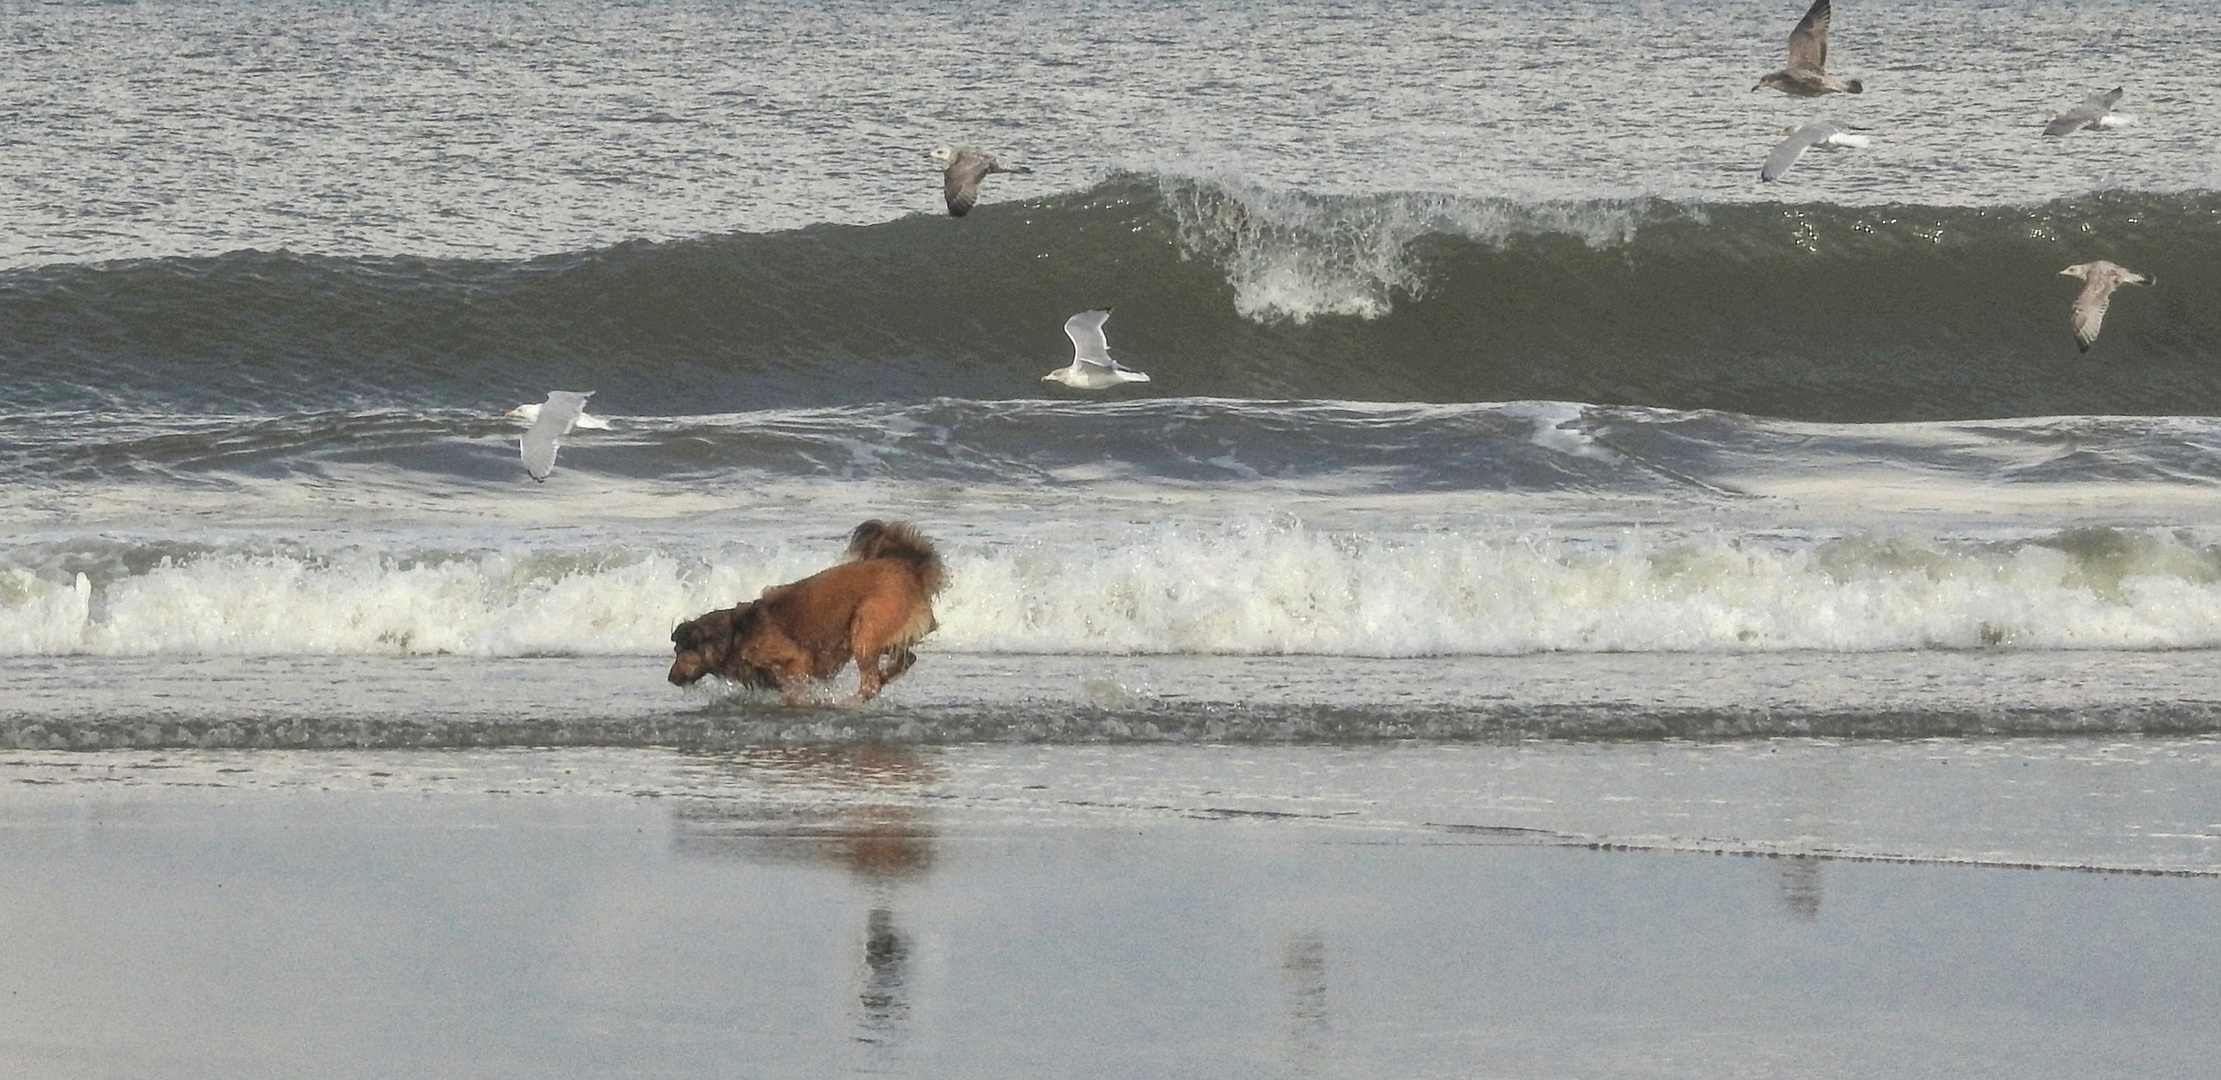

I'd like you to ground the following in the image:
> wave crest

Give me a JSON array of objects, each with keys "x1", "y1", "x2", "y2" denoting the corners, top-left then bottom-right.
[
  {"x1": 1155, "y1": 171, "x2": 1653, "y2": 322},
  {"x1": 3, "y1": 180, "x2": 2219, "y2": 421}
]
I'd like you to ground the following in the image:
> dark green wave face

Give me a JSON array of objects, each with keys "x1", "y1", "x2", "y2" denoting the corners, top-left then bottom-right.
[{"x1": 3, "y1": 177, "x2": 2215, "y2": 422}]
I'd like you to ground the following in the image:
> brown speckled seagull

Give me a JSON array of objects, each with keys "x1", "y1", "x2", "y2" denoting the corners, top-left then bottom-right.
[
  {"x1": 2058, "y1": 261, "x2": 2150, "y2": 353},
  {"x1": 929, "y1": 146, "x2": 1031, "y2": 217},
  {"x1": 1753, "y1": 0, "x2": 1864, "y2": 97}
]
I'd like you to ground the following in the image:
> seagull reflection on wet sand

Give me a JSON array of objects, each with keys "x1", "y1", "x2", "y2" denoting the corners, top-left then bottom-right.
[
  {"x1": 1281, "y1": 932, "x2": 1329, "y2": 1078},
  {"x1": 856, "y1": 907, "x2": 913, "y2": 1048},
  {"x1": 1778, "y1": 855, "x2": 1825, "y2": 921}
]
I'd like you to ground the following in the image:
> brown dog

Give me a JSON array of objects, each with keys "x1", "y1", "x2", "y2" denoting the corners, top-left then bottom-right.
[{"x1": 669, "y1": 520, "x2": 946, "y2": 704}]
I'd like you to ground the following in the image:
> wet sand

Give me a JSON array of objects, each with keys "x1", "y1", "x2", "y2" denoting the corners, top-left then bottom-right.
[{"x1": 1, "y1": 744, "x2": 2215, "y2": 1079}]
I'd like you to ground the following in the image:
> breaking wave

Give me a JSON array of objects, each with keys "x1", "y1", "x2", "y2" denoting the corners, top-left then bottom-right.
[
  {"x1": 10, "y1": 520, "x2": 2221, "y2": 659},
  {"x1": 4, "y1": 175, "x2": 2219, "y2": 423}
]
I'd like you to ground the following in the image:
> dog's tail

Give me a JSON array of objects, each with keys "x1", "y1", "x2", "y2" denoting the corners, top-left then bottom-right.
[{"x1": 846, "y1": 519, "x2": 948, "y2": 595}]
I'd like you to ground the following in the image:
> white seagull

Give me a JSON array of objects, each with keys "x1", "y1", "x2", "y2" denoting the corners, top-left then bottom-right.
[
  {"x1": 2044, "y1": 88, "x2": 2132, "y2": 136},
  {"x1": 1042, "y1": 309, "x2": 1151, "y2": 389},
  {"x1": 505, "y1": 401, "x2": 612, "y2": 429},
  {"x1": 930, "y1": 145, "x2": 1030, "y2": 217},
  {"x1": 1759, "y1": 120, "x2": 1871, "y2": 182},
  {"x1": 519, "y1": 390, "x2": 594, "y2": 481},
  {"x1": 2058, "y1": 261, "x2": 2150, "y2": 353}
]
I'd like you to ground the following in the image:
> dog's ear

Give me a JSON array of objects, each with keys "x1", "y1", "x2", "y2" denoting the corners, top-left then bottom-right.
[
  {"x1": 696, "y1": 608, "x2": 743, "y2": 647},
  {"x1": 673, "y1": 607, "x2": 744, "y2": 648}
]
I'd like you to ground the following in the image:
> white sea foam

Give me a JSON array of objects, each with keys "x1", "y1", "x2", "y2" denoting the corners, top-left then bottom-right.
[
  {"x1": 0, "y1": 571, "x2": 91, "y2": 654},
  {"x1": 1154, "y1": 171, "x2": 1651, "y2": 324},
  {"x1": 941, "y1": 523, "x2": 2221, "y2": 655},
  {"x1": 0, "y1": 543, "x2": 829, "y2": 659},
  {"x1": 8, "y1": 522, "x2": 2221, "y2": 659}
]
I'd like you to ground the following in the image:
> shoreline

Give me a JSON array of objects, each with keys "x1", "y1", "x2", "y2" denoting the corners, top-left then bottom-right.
[
  {"x1": 7, "y1": 739, "x2": 2216, "y2": 876},
  {"x1": 11, "y1": 650, "x2": 2221, "y2": 748}
]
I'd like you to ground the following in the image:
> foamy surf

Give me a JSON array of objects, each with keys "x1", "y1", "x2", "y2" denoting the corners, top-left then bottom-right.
[{"x1": 10, "y1": 522, "x2": 2221, "y2": 659}]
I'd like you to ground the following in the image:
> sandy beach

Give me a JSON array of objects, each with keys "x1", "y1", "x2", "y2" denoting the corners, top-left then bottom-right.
[{"x1": 2, "y1": 740, "x2": 2215, "y2": 1080}]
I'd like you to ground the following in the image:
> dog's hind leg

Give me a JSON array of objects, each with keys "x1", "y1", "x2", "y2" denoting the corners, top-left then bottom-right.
[
  {"x1": 851, "y1": 655, "x2": 887, "y2": 703},
  {"x1": 879, "y1": 647, "x2": 917, "y2": 683},
  {"x1": 847, "y1": 647, "x2": 916, "y2": 704},
  {"x1": 852, "y1": 641, "x2": 920, "y2": 703},
  {"x1": 847, "y1": 591, "x2": 934, "y2": 704},
  {"x1": 847, "y1": 609, "x2": 897, "y2": 703}
]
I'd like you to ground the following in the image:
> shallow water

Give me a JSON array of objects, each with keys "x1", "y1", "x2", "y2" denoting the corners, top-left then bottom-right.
[
  {"x1": 11, "y1": 650, "x2": 2221, "y2": 749},
  {"x1": 10, "y1": 735, "x2": 2221, "y2": 872},
  {"x1": 1, "y1": 745, "x2": 2215, "y2": 1079}
]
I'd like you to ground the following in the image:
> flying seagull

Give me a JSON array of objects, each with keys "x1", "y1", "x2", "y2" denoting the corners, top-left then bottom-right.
[
  {"x1": 1760, "y1": 120, "x2": 1871, "y2": 181},
  {"x1": 2058, "y1": 261, "x2": 2149, "y2": 353},
  {"x1": 930, "y1": 146, "x2": 1030, "y2": 217},
  {"x1": 1753, "y1": 0, "x2": 1863, "y2": 96},
  {"x1": 2044, "y1": 88, "x2": 2130, "y2": 136},
  {"x1": 1043, "y1": 309, "x2": 1151, "y2": 389},
  {"x1": 505, "y1": 401, "x2": 612, "y2": 429},
  {"x1": 519, "y1": 390, "x2": 594, "y2": 481}
]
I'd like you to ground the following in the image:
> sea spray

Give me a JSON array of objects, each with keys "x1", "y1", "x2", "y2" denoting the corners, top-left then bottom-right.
[{"x1": 1154, "y1": 170, "x2": 1650, "y2": 323}]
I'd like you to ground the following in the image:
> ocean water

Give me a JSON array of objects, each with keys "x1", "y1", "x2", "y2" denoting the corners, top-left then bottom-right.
[
  {"x1": 9, "y1": 6, "x2": 2221, "y2": 1077},
  {"x1": 6, "y1": 0, "x2": 2221, "y2": 761}
]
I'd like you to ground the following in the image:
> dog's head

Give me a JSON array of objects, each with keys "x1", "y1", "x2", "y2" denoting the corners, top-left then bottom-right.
[{"x1": 669, "y1": 604, "x2": 748, "y2": 686}]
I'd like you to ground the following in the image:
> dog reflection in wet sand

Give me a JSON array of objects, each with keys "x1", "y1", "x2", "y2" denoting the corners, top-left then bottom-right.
[{"x1": 668, "y1": 520, "x2": 946, "y2": 705}]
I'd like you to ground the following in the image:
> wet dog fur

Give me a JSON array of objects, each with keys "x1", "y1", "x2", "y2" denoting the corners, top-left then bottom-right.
[{"x1": 668, "y1": 520, "x2": 946, "y2": 704}]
